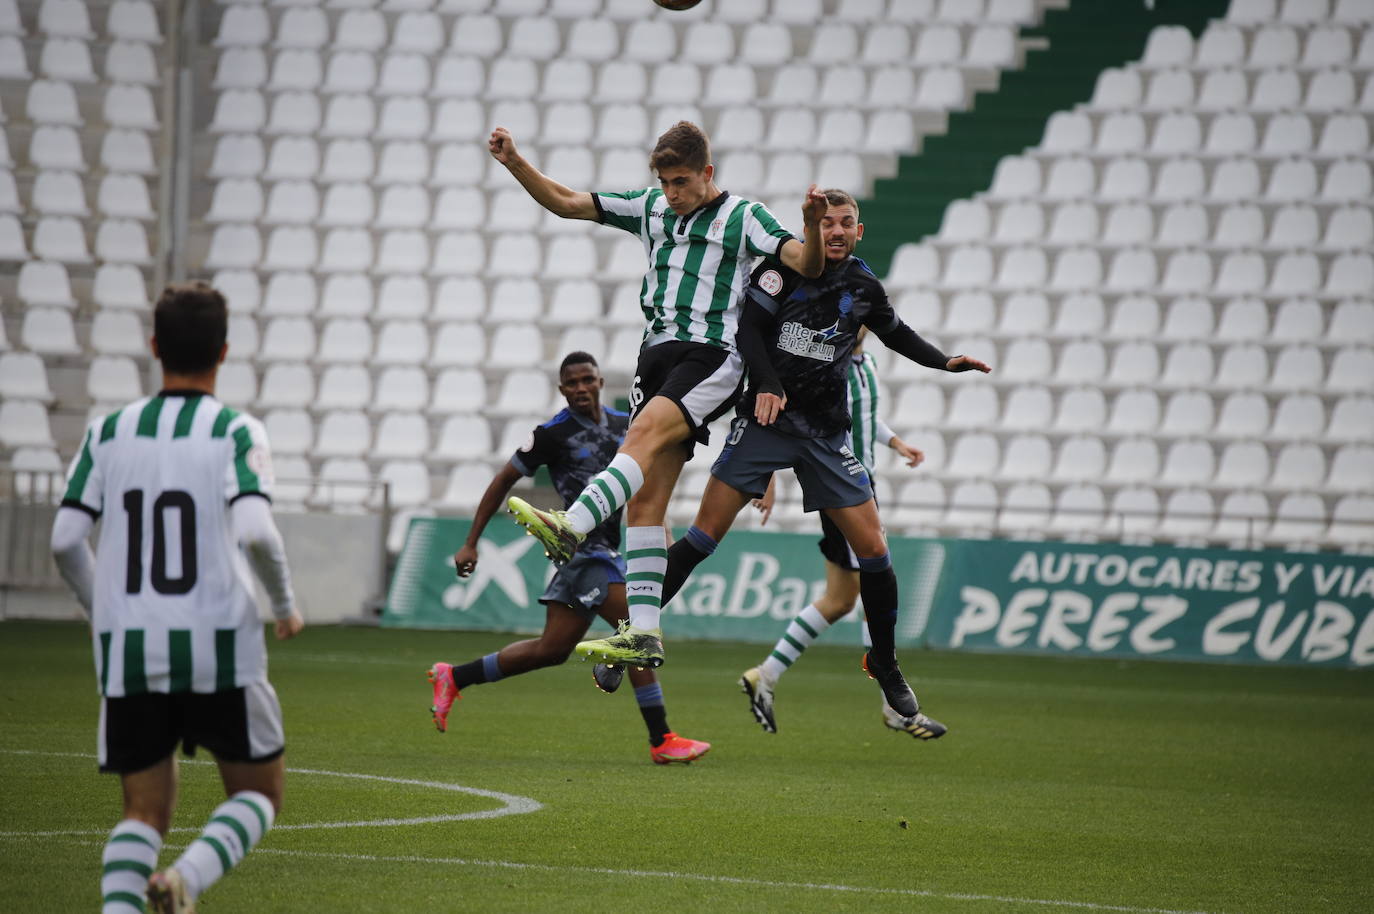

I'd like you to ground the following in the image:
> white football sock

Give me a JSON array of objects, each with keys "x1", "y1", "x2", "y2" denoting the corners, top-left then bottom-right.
[
  {"x1": 172, "y1": 791, "x2": 275, "y2": 900},
  {"x1": 625, "y1": 525, "x2": 667, "y2": 631},
  {"x1": 761, "y1": 604, "x2": 831, "y2": 681},
  {"x1": 102, "y1": 819, "x2": 162, "y2": 914},
  {"x1": 568, "y1": 454, "x2": 644, "y2": 536}
]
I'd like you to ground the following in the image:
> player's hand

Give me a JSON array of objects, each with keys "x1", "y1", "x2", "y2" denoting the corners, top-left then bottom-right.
[
  {"x1": 274, "y1": 610, "x2": 304, "y2": 640},
  {"x1": 751, "y1": 476, "x2": 777, "y2": 526},
  {"x1": 801, "y1": 183, "x2": 827, "y2": 225},
  {"x1": 892, "y1": 437, "x2": 925, "y2": 468},
  {"x1": 946, "y1": 354, "x2": 991, "y2": 373},
  {"x1": 454, "y1": 545, "x2": 479, "y2": 578},
  {"x1": 488, "y1": 127, "x2": 518, "y2": 165},
  {"x1": 754, "y1": 391, "x2": 787, "y2": 426}
]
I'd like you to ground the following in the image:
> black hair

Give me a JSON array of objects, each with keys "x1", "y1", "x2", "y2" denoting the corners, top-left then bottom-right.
[
  {"x1": 559, "y1": 351, "x2": 599, "y2": 373},
  {"x1": 153, "y1": 281, "x2": 228, "y2": 374}
]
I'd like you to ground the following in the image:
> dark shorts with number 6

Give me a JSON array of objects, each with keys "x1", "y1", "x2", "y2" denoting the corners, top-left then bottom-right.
[
  {"x1": 98, "y1": 681, "x2": 285, "y2": 774},
  {"x1": 629, "y1": 340, "x2": 745, "y2": 457},
  {"x1": 711, "y1": 417, "x2": 873, "y2": 512}
]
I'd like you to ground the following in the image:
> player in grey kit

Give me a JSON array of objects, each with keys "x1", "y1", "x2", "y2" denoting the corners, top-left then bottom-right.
[
  {"x1": 426, "y1": 352, "x2": 709, "y2": 765},
  {"x1": 649, "y1": 189, "x2": 990, "y2": 732}
]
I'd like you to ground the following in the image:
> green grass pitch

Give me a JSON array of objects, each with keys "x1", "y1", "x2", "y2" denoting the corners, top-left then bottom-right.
[{"x1": 2, "y1": 620, "x2": 1372, "y2": 913}]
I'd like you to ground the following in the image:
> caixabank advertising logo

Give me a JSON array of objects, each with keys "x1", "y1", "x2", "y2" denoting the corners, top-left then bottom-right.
[{"x1": 382, "y1": 517, "x2": 946, "y2": 647}]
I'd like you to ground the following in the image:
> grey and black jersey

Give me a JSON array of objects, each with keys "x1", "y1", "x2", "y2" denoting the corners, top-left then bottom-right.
[
  {"x1": 739, "y1": 256, "x2": 900, "y2": 439},
  {"x1": 509, "y1": 406, "x2": 629, "y2": 553}
]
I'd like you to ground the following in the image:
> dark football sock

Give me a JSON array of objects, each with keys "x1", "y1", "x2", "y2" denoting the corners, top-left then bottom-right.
[
  {"x1": 451, "y1": 652, "x2": 504, "y2": 690},
  {"x1": 660, "y1": 525, "x2": 718, "y2": 607},
  {"x1": 858, "y1": 555, "x2": 898, "y2": 665},
  {"x1": 635, "y1": 683, "x2": 670, "y2": 747}
]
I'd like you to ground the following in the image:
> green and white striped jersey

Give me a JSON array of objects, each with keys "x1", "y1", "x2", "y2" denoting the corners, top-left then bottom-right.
[
  {"x1": 847, "y1": 353, "x2": 884, "y2": 476},
  {"x1": 62, "y1": 392, "x2": 276, "y2": 697},
  {"x1": 594, "y1": 188, "x2": 793, "y2": 350}
]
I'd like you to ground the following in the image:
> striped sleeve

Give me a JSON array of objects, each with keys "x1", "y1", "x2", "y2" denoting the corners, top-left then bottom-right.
[
  {"x1": 224, "y1": 414, "x2": 275, "y2": 503},
  {"x1": 61, "y1": 418, "x2": 105, "y2": 518},
  {"x1": 742, "y1": 201, "x2": 795, "y2": 258},
  {"x1": 593, "y1": 188, "x2": 652, "y2": 236}
]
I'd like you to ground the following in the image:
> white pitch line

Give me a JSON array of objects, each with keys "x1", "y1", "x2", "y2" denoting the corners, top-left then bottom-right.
[
  {"x1": 0, "y1": 750, "x2": 1223, "y2": 914},
  {"x1": 0, "y1": 750, "x2": 540, "y2": 835},
  {"x1": 241, "y1": 847, "x2": 1228, "y2": 914}
]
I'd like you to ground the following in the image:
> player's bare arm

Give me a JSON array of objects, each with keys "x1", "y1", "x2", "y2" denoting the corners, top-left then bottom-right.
[
  {"x1": 455, "y1": 462, "x2": 526, "y2": 577},
  {"x1": 776, "y1": 184, "x2": 829, "y2": 278},
  {"x1": 890, "y1": 435, "x2": 925, "y2": 468},
  {"x1": 489, "y1": 127, "x2": 598, "y2": 221}
]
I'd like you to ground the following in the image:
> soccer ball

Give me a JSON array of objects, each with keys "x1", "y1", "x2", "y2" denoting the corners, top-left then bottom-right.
[{"x1": 653, "y1": 0, "x2": 703, "y2": 9}]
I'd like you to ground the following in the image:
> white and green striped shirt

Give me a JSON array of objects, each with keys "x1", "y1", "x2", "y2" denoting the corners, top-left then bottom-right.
[
  {"x1": 62, "y1": 392, "x2": 277, "y2": 697},
  {"x1": 594, "y1": 188, "x2": 793, "y2": 350},
  {"x1": 847, "y1": 353, "x2": 887, "y2": 476}
]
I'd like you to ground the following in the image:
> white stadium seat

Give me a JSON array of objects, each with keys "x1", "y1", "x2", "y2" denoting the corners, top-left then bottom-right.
[
  {"x1": 0, "y1": 400, "x2": 56, "y2": 448},
  {"x1": 1159, "y1": 489, "x2": 1216, "y2": 542},
  {"x1": 316, "y1": 318, "x2": 373, "y2": 363},
  {"x1": 258, "y1": 364, "x2": 315, "y2": 411},
  {"x1": 0, "y1": 352, "x2": 54, "y2": 401},
  {"x1": 317, "y1": 365, "x2": 371, "y2": 411}
]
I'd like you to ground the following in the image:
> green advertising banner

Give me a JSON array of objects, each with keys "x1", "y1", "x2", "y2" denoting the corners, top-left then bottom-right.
[
  {"x1": 926, "y1": 540, "x2": 1374, "y2": 668},
  {"x1": 382, "y1": 516, "x2": 946, "y2": 647},
  {"x1": 383, "y1": 518, "x2": 1374, "y2": 668}
]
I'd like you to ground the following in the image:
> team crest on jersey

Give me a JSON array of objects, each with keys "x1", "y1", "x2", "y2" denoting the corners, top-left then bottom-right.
[
  {"x1": 247, "y1": 445, "x2": 274, "y2": 482},
  {"x1": 708, "y1": 217, "x2": 724, "y2": 237},
  {"x1": 758, "y1": 269, "x2": 783, "y2": 296}
]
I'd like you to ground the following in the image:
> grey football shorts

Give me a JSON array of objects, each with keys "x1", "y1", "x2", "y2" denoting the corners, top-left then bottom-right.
[
  {"x1": 711, "y1": 417, "x2": 873, "y2": 513},
  {"x1": 539, "y1": 548, "x2": 627, "y2": 618}
]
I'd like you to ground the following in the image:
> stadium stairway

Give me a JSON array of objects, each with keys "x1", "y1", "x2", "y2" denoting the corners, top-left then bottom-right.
[{"x1": 860, "y1": 0, "x2": 1232, "y2": 276}]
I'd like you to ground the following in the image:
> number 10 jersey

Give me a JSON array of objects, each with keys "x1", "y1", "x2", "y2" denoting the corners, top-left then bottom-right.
[{"x1": 62, "y1": 391, "x2": 276, "y2": 697}]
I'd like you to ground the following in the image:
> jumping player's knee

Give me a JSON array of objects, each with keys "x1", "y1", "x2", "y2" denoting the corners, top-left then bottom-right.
[
  {"x1": 623, "y1": 404, "x2": 689, "y2": 455},
  {"x1": 856, "y1": 553, "x2": 893, "y2": 572}
]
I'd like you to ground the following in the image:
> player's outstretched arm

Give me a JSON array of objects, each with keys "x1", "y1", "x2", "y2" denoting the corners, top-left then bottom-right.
[
  {"x1": 50, "y1": 506, "x2": 96, "y2": 617},
  {"x1": 945, "y1": 354, "x2": 993, "y2": 373},
  {"x1": 879, "y1": 321, "x2": 993, "y2": 376},
  {"x1": 232, "y1": 495, "x2": 302, "y2": 639},
  {"x1": 489, "y1": 127, "x2": 598, "y2": 221},
  {"x1": 776, "y1": 184, "x2": 828, "y2": 278},
  {"x1": 454, "y1": 462, "x2": 524, "y2": 578}
]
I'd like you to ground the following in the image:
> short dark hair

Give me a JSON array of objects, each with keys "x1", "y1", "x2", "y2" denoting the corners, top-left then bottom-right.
[
  {"x1": 649, "y1": 121, "x2": 711, "y2": 174},
  {"x1": 153, "y1": 281, "x2": 227, "y2": 375},
  {"x1": 821, "y1": 188, "x2": 859, "y2": 219},
  {"x1": 559, "y1": 351, "x2": 599, "y2": 374}
]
